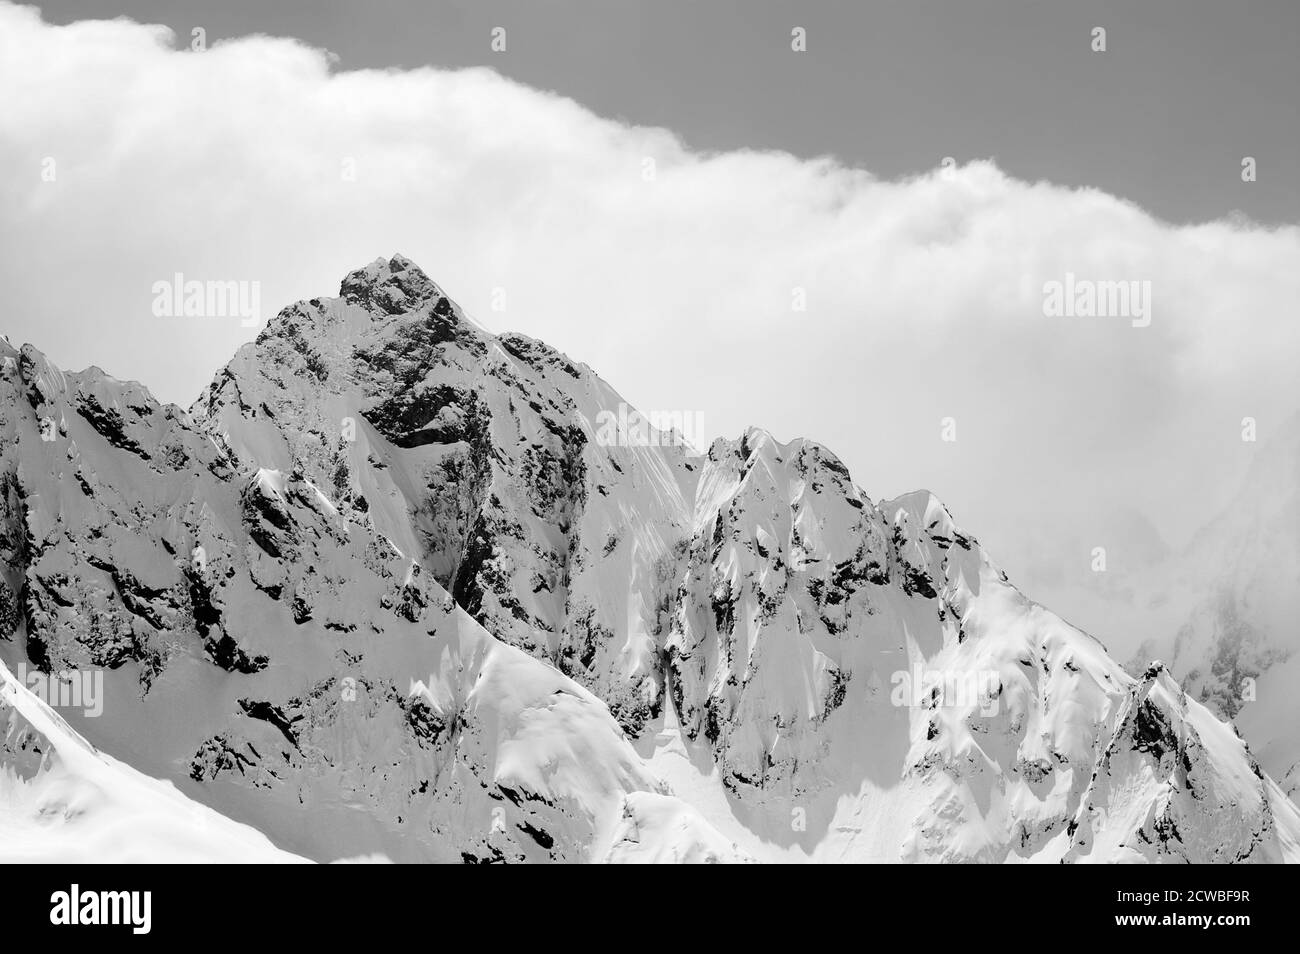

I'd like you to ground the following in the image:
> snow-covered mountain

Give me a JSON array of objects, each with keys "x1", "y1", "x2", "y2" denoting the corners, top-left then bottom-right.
[
  {"x1": 0, "y1": 318, "x2": 727, "y2": 863},
  {"x1": 1, "y1": 255, "x2": 1295, "y2": 863}
]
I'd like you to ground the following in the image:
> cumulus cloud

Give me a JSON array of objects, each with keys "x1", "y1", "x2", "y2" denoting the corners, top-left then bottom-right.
[{"x1": 0, "y1": 2, "x2": 1296, "y2": 645}]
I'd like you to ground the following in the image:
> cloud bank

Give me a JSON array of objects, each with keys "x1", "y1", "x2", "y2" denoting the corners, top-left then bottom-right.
[{"x1": 1, "y1": 2, "x2": 1296, "y2": 647}]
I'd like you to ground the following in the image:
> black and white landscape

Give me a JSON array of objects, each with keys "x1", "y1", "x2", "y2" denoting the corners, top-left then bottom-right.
[{"x1": 1, "y1": 2, "x2": 1297, "y2": 866}]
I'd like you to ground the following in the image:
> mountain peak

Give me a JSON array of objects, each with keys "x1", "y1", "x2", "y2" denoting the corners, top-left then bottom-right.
[{"x1": 339, "y1": 253, "x2": 448, "y2": 317}]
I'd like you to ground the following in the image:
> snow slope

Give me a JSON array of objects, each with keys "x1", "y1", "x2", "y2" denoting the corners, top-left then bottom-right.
[{"x1": 0, "y1": 657, "x2": 309, "y2": 863}]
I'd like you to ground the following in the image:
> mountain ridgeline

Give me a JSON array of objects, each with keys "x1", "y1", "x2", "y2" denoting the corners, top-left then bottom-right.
[{"x1": 1, "y1": 255, "x2": 1296, "y2": 863}]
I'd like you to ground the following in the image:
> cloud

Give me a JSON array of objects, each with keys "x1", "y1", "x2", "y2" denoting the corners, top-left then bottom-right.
[{"x1": 0, "y1": 2, "x2": 1296, "y2": 631}]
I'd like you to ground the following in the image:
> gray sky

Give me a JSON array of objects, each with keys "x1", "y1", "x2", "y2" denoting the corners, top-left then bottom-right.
[
  {"x1": 33, "y1": 0, "x2": 1300, "y2": 225},
  {"x1": 2, "y1": 1, "x2": 1297, "y2": 651}
]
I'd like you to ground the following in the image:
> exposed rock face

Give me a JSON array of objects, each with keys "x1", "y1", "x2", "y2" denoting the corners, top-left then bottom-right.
[
  {"x1": 1062, "y1": 664, "x2": 1297, "y2": 863},
  {"x1": 191, "y1": 256, "x2": 697, "y2": 733},
  {"x1": 1, "y1": 255, "x2": 1295, "y2": 863}
]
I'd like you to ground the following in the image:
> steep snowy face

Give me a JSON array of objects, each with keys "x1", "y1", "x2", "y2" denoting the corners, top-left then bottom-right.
[
  {"x1": 1062, "y1": 664, "x2": 1300, "y2": 864},
  {"x1": 191, "y1": 255, "x2": 698, "y2": 734},
  {"x1": 653, "y1": 427, "x2": 1299, "y2": 862},
  {"x1": 0, "y1": 333, "x2": 725, "y2": 864},
  {"x1": 664, "y1": 430, "x2": 891, "y2": 778},
  {"x1": 2, "y1": 256, "x2": 1295, "y2": 864},
  {"x1": 0, "y1": 340, "x2": 242, "y2": 680}
]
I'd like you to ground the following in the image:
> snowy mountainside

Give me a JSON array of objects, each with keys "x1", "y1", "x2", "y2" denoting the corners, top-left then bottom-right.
[
  {"x1": 1, "y1": 255, "x2": 1295, "y2": 863},
  {"x1": 0, "y1": 657, "x2": 309, "y2": 863},
  {"x1": 191, "y1": 256, "x2": 696, "y2": 734},
  {"x1": 0, "y1": 331, "x2": 731, "y2": 863},
  {"x1": 653, "y1": 434, "x2": 1298, "y2": 862}
]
